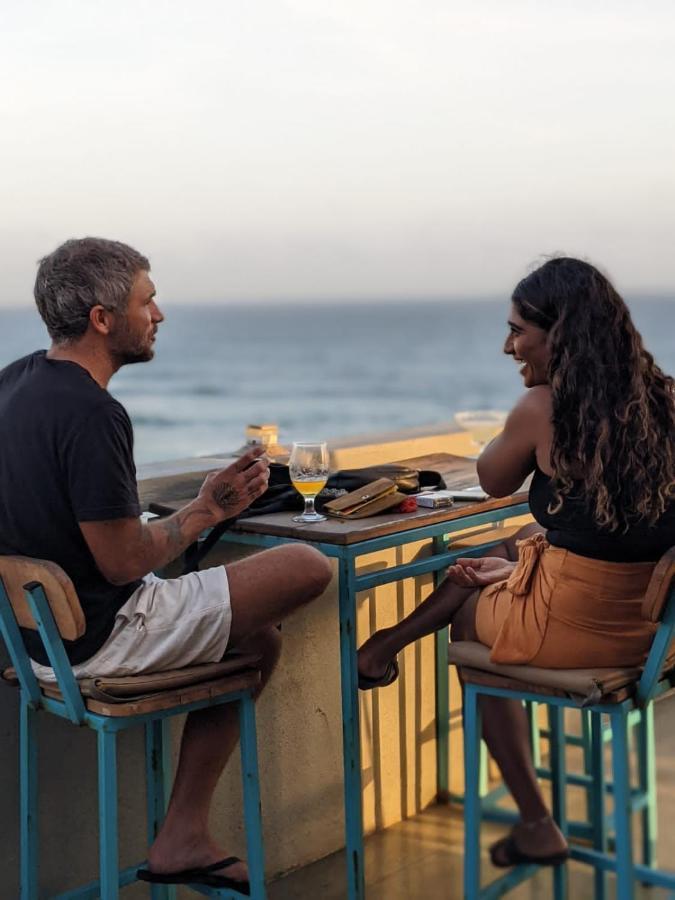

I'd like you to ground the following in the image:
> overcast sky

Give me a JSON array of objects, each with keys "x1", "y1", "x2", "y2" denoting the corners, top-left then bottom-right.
[{"x1": 1, "y1": 0, "x2": 675, "y2": 307}]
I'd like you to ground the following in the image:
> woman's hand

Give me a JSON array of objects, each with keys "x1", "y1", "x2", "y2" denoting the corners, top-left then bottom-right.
[{"x1": 446, "y1": 556, "x2": 516, "y2": 587}]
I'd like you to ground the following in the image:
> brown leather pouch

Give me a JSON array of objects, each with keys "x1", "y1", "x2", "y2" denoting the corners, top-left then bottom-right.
[{"x1": 323, "y1": 478, "x2": 407, "y2": 519}]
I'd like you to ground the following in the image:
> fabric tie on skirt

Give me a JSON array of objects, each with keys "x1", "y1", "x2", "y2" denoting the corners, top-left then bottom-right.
[
  {"x1": 505, "y1": 533, "x2": 550, "y2": 597},
  {"x1": 483, "y1": 532, "x2": 555, "y2": 664}
]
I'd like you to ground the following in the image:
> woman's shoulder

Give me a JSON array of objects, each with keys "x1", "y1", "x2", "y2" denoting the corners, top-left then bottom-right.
[
  {"x1": 516, "y1": 385, "x2": 552, "y2": 415},
  {"x1": 508, "y1": 387, "x2": 554, "y2": 475}
]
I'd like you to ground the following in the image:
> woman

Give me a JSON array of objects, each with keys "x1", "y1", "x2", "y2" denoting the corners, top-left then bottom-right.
[{"x1": 357, "y1": 257, "x2": 675, "y2": 866}]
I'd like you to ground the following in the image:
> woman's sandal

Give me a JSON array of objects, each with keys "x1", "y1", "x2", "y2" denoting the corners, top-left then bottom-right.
[
  {"x1": 357, "y1": 659, "x2": 399, "y2": 691},
  {"x1": 489, "y1": 833, "x2": 569, "y2": 869}
]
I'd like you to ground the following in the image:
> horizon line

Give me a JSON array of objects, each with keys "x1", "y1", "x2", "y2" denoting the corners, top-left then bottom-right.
[{"x1": 2, "y1": 290, "x2": 674, "y2": 312}]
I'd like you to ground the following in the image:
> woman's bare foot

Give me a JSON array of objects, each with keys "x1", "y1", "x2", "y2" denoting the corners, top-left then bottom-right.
[
  {"x1": 490, "y1": 816, "x2": 568, "y2": 867},
  {"x1": 357, "y1": 627, "x2": 398, "y2": 683}
]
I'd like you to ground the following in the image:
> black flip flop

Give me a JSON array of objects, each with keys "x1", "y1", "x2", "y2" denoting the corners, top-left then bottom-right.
[
  {"x1": 137, "y1": 856, "x2": 251, "y2": 895},
  {"x1": 490, "y1": 834, "x2": 569, "y2": 869},
  {"x1": 358, "y1": 659, "x2": 399, "y2": 691}
]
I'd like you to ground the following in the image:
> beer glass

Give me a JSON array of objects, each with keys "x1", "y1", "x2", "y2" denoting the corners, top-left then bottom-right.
[{"x1": 289, "y1": 441, "x2": 329, "y2": 523}]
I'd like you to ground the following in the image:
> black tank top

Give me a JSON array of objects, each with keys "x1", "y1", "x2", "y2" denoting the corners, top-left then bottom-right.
[{"x1": 529, "y1": 466, "x2": 675, "y2": 563}]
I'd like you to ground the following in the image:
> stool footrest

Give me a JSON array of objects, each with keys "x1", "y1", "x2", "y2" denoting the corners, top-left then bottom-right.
[{"x1": 52, "y1": 862, "x2": 142, "y2": 899}]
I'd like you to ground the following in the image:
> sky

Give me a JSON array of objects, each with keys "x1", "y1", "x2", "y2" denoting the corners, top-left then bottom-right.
[{"x1": 1, "y1": 0, "x2": 675, "y2": 307}]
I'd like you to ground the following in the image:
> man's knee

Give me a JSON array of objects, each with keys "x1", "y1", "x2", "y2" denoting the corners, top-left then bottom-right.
[
  {"x1": 275, "y1": 544, "x2": 332, "y2": 599},
  {"x1": 235, "y1": 624, "x2": 283, "y2": 682},
  {"x1": 252, "y1": 623, "x2": 283, "y2": 668}
]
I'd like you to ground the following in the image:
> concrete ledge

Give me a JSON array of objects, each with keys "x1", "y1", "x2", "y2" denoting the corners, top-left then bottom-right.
[{"x1": 136, "y1": 422, "x2": 477, "y2": 507}]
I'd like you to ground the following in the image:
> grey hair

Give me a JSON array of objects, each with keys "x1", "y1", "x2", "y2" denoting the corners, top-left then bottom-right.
[{"x1": 34, "y1": 237, "x2": 150, "y2": 343}]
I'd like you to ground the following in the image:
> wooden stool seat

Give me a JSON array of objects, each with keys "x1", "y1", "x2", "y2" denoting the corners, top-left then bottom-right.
[
  {"x1": 3, "y1": 658, "x2": 262, "y2": 717},
  {"x1": 46, "y1": 669, "x2": 261, "y2": 718}
]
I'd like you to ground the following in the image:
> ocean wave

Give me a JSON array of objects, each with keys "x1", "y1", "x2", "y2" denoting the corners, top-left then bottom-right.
[
  {"x1": 190, "y1": 385, "x2": 224, "y2": 396},
  {"x1": 128, "y1": 414, "x2": 178, "y2": 427}
]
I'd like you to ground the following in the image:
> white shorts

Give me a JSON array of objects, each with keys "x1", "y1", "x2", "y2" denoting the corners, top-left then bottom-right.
[{"x1": 32, "y1": 568, "x2": 232, "y2": 682}]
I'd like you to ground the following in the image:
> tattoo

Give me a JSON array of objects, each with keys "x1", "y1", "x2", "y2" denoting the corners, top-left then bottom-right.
[
  {"x1": 212, "y1": 482, "x2": 241, "y2": 511},
  {"x1": 156, "y1": 517, "x2": 185, "y2": 559},
  {"x1": 149, "y1": 506, "x2": 205, "y2": 560}
]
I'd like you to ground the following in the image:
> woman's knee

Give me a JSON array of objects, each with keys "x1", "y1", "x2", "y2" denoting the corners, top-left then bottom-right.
[{"x1": 451, "y1": 592, "x2": 480, "y2": 642}]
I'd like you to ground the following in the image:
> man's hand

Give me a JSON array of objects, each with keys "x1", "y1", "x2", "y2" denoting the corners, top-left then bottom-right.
[
  {"x1": 197, "y1": 446, "x2": 270, "y2": 525},
  {"x1": 80, "y1": 447, "x2": 271, "y2": 586},
  {"x1": 445, "y1": 556, "x2": 516, "y2": 587}
]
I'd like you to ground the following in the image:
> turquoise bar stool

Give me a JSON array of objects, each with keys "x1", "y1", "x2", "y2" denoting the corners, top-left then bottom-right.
[
  {"x1": 449, "y1": 545, "x2": 675, "y2": 900},
  {"x1": 0, "y1": 555, "x2": 267, "y2": 900}
]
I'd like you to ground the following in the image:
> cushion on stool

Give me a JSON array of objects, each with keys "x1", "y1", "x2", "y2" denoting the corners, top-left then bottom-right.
[
  {"x1": 75, "y1": 653, "x2": 262, "y2": 700},
  {"x1": 1, "y1": 651, "x2": 262, "y2": 716},
  {"x1": 55, "y1": 669, "x2": 262, "y2": 717},
  {"x1": 447, "y1": 641, "x2": 675, "y2": 706}
]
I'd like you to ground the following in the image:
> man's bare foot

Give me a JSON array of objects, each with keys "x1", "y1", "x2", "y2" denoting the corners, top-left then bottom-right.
[
  {"x1": 147, "y1": 836, "x2": 249, "y2": 883},
  {"x1": 490, "y1": 816, "x2": 568, "y2": 867}
]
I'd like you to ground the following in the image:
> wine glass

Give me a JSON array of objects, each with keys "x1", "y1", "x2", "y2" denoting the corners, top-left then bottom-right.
[
  {"x1": 454, "y1": 410, "x2": 508, "y2": 455},
  {"x1": 289, "y1": 442, "x2": 330, "y2": 523}
]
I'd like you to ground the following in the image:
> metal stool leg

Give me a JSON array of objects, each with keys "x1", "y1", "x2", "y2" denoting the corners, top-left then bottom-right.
[
  {"x1": 20, "y1": 699, "x2": 38, "y2": 900},
  {"x1": 478, "y1": 740, "x2": 490, "y2": 796},
  {"x1": 145, "y1": 719, "x2": 176, "y2": 900},
  {"x1": 548, "y1": 706, "x2": 568, "y2": 900},
  {"x1": 611, "y1": 711, "x2": 635, "y2": 900},
  {"x1": 580, "y1": 709, "x2": 593, "y2": 824},
  {"x1": 97, "y1": 730, "x2": 119, "y2": 900},
  {"x1": 590, "y1": 713, "x2": 608, "y2": 900},
  {"x1": 526, "y1": 700, "x2": 542, "y2": 767},
  {"x1": 637, "y1": 704, "x2": 657, "y2": 869},
  {"x1": 239, "y1": 694, "x2": 266, "y2": 900},
  {"x1": 463, "y1": 683, "x2": 482, "y2": 900}
]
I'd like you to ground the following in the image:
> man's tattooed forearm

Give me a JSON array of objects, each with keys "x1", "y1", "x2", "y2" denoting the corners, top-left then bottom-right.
[
  {"x1": 153, "y1": 507, "x2": 206, "y2": 558},
  {"x1": 157, "y1": 518, "x2": 184, "y2": 557},
  {"x1": 212, "y1": 483, "x2": 241, "y2": 511}
]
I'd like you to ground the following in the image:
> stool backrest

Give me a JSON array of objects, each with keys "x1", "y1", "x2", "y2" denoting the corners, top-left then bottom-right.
[
  {"x1": 0, "y1": 555, "x2": 87, "y2": 722},
  {"x1": 641, "y1": 546, "x2": 675, "y2": 623},
  {"x1": 0, "y1": 555, "x2": 85, "y2": 640},
  {"x1": 637, "y1": 545, "x2": 675, "y2": 704}
]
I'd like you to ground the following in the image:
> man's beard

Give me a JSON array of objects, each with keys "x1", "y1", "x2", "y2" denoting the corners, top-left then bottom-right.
[
  {"x1": 113, "y1": 345, "x2": 154, "y2": 365},
  {"x1": 109, "y1": 325, "x2": 154, "y2": 366}
]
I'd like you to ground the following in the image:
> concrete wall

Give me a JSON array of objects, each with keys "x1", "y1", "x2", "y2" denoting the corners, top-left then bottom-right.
[{"x1": 0, "y1": 425, "x2": 527, "y2": 898}]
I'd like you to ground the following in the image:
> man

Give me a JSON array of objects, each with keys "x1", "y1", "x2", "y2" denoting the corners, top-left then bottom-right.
[{"x1": 0, "y1": 237, "x2": 332, "y2": 891}]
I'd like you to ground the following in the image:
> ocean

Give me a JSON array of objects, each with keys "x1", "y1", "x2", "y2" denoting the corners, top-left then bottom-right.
[{"x1": 2, "y1": 299, "x2": 673, "y2": 465}]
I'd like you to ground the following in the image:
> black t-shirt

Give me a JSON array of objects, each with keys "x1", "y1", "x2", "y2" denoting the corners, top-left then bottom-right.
[
  {"x1": 529, "y1": 465, "x2": 675, "y2": 563},
  {"x1": 0, "y1": 351, "x2": 142, "y2": 665}
]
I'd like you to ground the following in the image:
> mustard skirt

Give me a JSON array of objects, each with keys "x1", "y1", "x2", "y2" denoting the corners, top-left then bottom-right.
[{"x1": 475, "y1": 533, "x2": 657, "y2": 668}]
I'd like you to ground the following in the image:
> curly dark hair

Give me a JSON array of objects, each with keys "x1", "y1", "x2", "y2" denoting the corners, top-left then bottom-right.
[{"x1": 512, "y1": 257, "x2": 675, "y2": 531}]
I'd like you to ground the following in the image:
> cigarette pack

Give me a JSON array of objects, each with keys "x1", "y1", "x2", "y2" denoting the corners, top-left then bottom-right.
[{"x1": 415, "y1": 490, "x2": 455, "y2": 509}]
